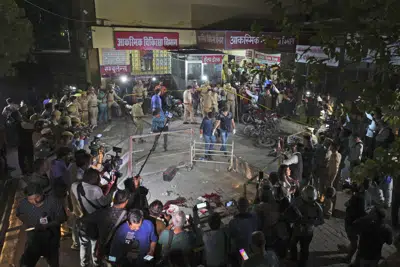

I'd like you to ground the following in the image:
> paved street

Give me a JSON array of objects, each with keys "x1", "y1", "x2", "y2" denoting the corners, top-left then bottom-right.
[{"x1": 1, "y1": 115, "x2": 398, "y2": 267}]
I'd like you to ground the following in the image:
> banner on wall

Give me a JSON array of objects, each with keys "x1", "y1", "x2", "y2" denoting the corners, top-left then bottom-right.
[
  {"x1": 196, "y1": 31, "x2": 225, "y2": 49},
  {"x1": 100, "y1": 48, "x2": 130, "y2": 75},
  {"x1": 295, "y1": 45, "x2": 340, "y2": 67},
  {"x1": 197, "y1": 31, "x2": 296, "y2": 51},
  {"x1": 100, "y1": 65, "x2": 131, "y2": 75},
  {"x1": 101, "y1": 48, "x2": 129, "y2": 65},
  {"x1": 114, "y1": 31, "x2": 179, "y2": 50},
  {"x1": 202, "y1": 55, "x2": 223, "y2": 64},
  {"x1": 245, "y1": 50, "x2": 254, "y2": 58},
  {"x1": 254, "y1": 51, "x2": 281, "y2": 65}
]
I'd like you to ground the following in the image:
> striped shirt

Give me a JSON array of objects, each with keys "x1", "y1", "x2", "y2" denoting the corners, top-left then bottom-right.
[{"x1": 16, "y1": 193, "x2": 66, "y2": 228}]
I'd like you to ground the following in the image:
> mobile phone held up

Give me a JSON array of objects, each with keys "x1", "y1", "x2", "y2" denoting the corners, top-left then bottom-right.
[
  {"x1": 226, "y1": 200, "x2": 234, "y2": 207},
  {"x1": 196, "y1": 202, "x2": 207, "y2": 209},
  {"x1": 239, "y1": 249, "x2": 249, "y2": 260},
  {"x1": 144, "y1": 255, "x2": 154, "y2": 261}
]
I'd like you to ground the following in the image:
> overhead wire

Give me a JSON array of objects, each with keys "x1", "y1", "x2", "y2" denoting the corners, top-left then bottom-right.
[
  {"x1": 24, "y1": 0, "x2": 97, "y2": 23},
  {"x1": 23, "y1": 0, "x2": 159, "y2": 26}
]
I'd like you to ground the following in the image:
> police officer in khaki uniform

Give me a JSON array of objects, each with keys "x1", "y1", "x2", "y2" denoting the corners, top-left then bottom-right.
[
  {"x1": 212, "y1": 87, "x2": 219, "y2": 114},
  {"x1": 131, "y1": 99, "x2": 145, "y2": 143},
  {"x1": 133, "y1": 80, "x2": 147, "y2": 103},
  {"x1": 183, "y1": 85, "x2": 194, "y2": 124},
  {"x1": 202, "y1": 89, "x2": 217, "y2": 117},
  {"x1": 198, "y1": 82, "x2": 210, "y2": 113},
  {"x1": 67, "y1": 95, "x2": 80, "y2": 118},
  {"x1": 78, "y1": 91, "x2": 89, "y2": 125},
  {"x1": 107, "y1": 84, "x2": 122, "y2": 121},
  {"x1": 87, "y1": 87, "x2": 98, "y2": 127},
  {"x1": 60, "y1": 115, "x2": 71, "y2": 128},
  {"x1": 225, "y1": 83, "x2": 237, "y2": 119}
]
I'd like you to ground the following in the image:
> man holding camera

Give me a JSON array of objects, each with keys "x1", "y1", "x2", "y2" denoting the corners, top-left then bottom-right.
[{"x1": 109, "y1": 209, "x2": 157, "y2": 266}]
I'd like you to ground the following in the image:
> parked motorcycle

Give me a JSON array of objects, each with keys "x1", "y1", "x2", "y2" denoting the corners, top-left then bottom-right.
[{"x1": 165, "y1": 94, "x2": 183, "y2": 117}]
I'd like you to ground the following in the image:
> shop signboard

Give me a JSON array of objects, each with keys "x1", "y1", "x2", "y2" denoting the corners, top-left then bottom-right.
[
  {"x1": 225, "y1": 32, "x2": 263, "y2": 50},
  {"x1": 202, "y1": 55, "x2": 223, "y2": 64},
  {"x1": 196, "y1": 31, "x2": 226, "y2": 49},
  {"x1": 101, "y1": 48, "x2": 128, "y2": 65},
  {"x1": 100, "y1": 65, "x2": 131, "y2": 75},
  {"x1": 114, "y1": 31, "x2": 179, "y2": 50},
  {"x1": 295, "y1": 45, "x2": 340, "y2": 67},
  {"x1": 254, "y1": 51, "x2": 281, "y2": 65},
  {"x1": 245, "y1": 50, "x2": 254, "y2": 58},
  {"x1": 225, "y1": 32, "x2": 296, "y2": 51}
]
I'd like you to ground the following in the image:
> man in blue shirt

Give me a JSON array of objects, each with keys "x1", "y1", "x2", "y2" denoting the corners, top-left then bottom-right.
[
  {"x1": 109, "y1": 209, "x2": 157, "y2": 266},
  {"x1": 213, "y1": 106, "x2": 236, "y2": 155},
  {"x1": 151, "y1": 88, "x2": 163, "y2": 112},
  {"x1": 151, "y1": 108, "x2": 168, "y2": 151},
  {"x1": 200, "y1": 112, "x2": 216, "y2": 160}
]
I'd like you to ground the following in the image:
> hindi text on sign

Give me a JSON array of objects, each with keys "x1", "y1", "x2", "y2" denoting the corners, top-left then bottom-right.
[{"x1": 114, "y1": 32, "x2": 179, "y2": 50}]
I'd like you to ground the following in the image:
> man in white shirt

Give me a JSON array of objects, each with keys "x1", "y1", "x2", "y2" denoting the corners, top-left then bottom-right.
[
  {"x1": 365, "y1": 110, "x2": 381, "y2": 158},
  {"x1": 282, "y1": 143, "x2": 303, "y2": 182},
  {"x1": 183, "y1": 85, "x2": 195, "y2": 124},
  {"x1": 70, "y1": 168, "x2": 114, "y2": 267},
  {"x1": 69, "y1": 151, "x2": 92, "y2": 250}
]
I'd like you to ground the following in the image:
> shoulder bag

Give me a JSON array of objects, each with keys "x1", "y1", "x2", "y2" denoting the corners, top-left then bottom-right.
[{"x1": 76, "y1": 183, "x2": 101, "y2": 239}]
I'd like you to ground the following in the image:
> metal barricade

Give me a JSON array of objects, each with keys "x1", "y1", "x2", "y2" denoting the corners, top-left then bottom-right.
[
  {"x1": 190, "y1": 140, "x2": 234, "y2": 171},
  {"x1": 128, "y1": 129, "x2": 194, "y2": 177}
]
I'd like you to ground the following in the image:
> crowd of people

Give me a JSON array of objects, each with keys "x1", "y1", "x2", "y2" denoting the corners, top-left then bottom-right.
[{"x1": 2, "y1": 60, "x2": 400, "y2": 267}]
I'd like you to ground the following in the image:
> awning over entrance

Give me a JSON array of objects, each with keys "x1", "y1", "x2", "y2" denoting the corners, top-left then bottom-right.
[{"x1": 170, "y1": 49, "x2": 225, "y2": 63}]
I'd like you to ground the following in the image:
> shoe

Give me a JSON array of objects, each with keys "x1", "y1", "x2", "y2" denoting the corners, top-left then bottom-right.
[
  {"x1": 164, "y1": 147, "x2": 168, "y2": 152},
  {"x1": 183, "y1": 122, "x2": 189, "y2": 124},
  {"x1": 191, "y1": 122, "x2": 198, "y2": 124},
  {"x1": 208, "y1": 155, "x2": 213, "y2": 161},
  {"x1": 324, "y1": 214, "x2": 331, "y2": 220},
  {"x1": 224, "y1": 152, "x2": 228, "y2": 156},
  {"x1": 71, "y1": 244, "x2": 79, "y2": 251},
  {"x1": 139, "y1": 139, "x2": 146, "y2": 143}
]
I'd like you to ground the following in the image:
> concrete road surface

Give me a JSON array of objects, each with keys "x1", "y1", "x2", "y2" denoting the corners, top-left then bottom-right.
[{"x1": 1, "y1": 115, "x2": 397, "y2": 267}]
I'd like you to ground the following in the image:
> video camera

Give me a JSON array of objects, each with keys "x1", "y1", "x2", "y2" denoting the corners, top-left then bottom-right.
[
  {"x1": 103, "y1": 146, "x2": 123, "y2": 178},
  {"x1": 89, "y1": 134, "x2": 103, "y2": 156}
]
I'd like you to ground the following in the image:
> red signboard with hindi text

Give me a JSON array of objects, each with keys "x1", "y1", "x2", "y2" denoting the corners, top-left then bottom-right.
[
  {"x1": 225, "y1": 32, "x2": 264, "y2": 50},
  {"x1": 196, "y1": 31, "x2": 226, "y2": 50},
  {"x1": 202, "y1": 55, "x2": 223, "y2": 64},
  {"x1": 114, "y1": 31, "x2": 179, "y2": 50}
]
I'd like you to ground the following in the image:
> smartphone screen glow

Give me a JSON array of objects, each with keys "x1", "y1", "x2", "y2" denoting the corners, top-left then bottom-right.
[{"x1": 239, "y1": 249, "x2": 249, "y2": 260}]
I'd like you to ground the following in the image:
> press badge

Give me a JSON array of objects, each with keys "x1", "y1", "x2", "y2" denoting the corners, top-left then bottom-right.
[
  {"x1": 40, "y1": 217, "x2": 48, "y2": 225},
  {"x1": 125, "y1": 232, "x2": 134, "y2": 244}
]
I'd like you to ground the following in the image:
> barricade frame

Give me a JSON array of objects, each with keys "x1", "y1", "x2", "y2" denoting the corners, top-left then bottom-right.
[
  {"x1": 190, "y1": 140, "x2": 235, "y2": 171},
  {"x1": 128, "y1": 128, "x2": 194, "y2": 177}
]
